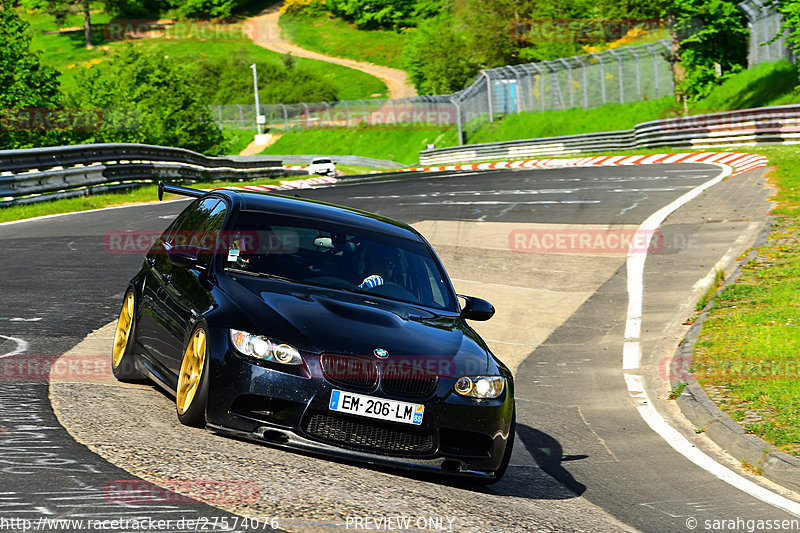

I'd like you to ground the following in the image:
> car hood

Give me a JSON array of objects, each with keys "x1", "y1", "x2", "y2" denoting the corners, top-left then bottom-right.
[{"x1": 221, "y1": 275, "x2": 489, "y2": 377}]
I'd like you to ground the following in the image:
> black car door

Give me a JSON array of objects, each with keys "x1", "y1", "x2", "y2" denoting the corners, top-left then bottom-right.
[{"x1": 138, "y1": 197, "x2": 225, "y2": 385}]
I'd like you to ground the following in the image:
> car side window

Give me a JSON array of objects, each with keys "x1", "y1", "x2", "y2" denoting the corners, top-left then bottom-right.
[
  {"x1": 158, "y1": 199, "x2": 197, "y2": 246},
  {"x1": 190, "y1": 200, "x2": 227, "y2": 248},
  {"x1": 169, "y1": 198, "x2": 222, "y2": 247}
]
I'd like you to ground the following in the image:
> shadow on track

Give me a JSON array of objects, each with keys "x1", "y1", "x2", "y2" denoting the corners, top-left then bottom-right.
[{"x1": 515, "y1": 422, "x2": 587, "y2": 496}]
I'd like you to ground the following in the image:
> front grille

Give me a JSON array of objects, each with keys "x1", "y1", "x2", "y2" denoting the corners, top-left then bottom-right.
[
  {"x1": 381, "y1": 366, "x2": 439, "y2": 398},
  {"x1": 304, "y1": 412, "x2": 434, "y2": 455},
  {"x1": 321, "y1": 355, "x2": 378, "y2": 391}
]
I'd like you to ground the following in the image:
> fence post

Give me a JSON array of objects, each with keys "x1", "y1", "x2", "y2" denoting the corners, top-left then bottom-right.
[
  {"x1": 280, "y1": 104, "x2": 288, "y2": 130},
  {"x1": 343, "y1": 101, "x2": 349, "y2": 127},
  {"x1": 530, "y1": 63, "x2": 545, "y2": 111},
  {"x1": 646, "y1": 43, "x2": 659, "y2": 96},
  {"x1": 324, "y1": 102, "x2": 331, "y2": 126},
  {"x1": 632, "y1": 48, "x2": 641, "y2": 99},
  {"x1": 452, "y1": 98, "x2": 463, "y2": 145},
  {"x1": 662, "y1": 40, "x2": 673, "y2": 97},
  {"x1": 609, "y1": 49, "x2": 624, "y2": 104},
  {"x1": 359, "y1": 99, "x2": 367, "y2": 124},
  {"x1": 236, "y1": 104, "x2": 245, "y2": 129},
  {"x1": 559, "y1": 58, "x2": 574, "y2": 109},
  {"x1": 575, "y1": 57, "x2": 588, "y2": 108},
  {"x1": 483, "y1": 71, "x2": 494, "y2": 122},
  {"x1": 519, "y1": 65, "x2": 534, "y2": 112},
  {"x1": 773, "y1": 11, "x2": 782, "y2": 61},
  {"x1": 510, "y1": 66, "x2": 524, "y2": 113},
  {"x1": 590, "y1": 52, "x2": 606, "y2": 105},
  {"x1": 545, "y1": 61, "x2": 564, "y2": 110},
  {"x1": 302, "y1": 102, "x2": 309, "y2": 129}
]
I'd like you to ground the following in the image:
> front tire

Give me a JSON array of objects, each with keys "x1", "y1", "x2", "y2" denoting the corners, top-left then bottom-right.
[
  {"x1": 176, "y1": 324, "x2": 209, "y2": 428},
  {"x1": 111, "y1": 289, "x2": 142, "y2": 380}
]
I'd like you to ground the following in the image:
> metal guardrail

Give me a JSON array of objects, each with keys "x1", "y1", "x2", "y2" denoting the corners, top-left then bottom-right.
[
  {"x1": 418, "y1": 130, "x2": 636, "y2": 165},
  {"x1": 419, "y1": 105, "x2": 800, "y2": 165},
  {"x1": 0, "y1": 143, "x2": 284, "y2": 201}
]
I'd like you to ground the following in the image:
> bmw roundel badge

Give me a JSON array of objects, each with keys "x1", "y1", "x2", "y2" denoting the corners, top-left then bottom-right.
[{"x1": 373, "y1": 348, "x2": 389, "y2": 359}]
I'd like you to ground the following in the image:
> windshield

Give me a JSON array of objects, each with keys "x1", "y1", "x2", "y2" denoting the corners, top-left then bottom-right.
[
  {"x1": 224, "y1": 210, "x2": 456, "y2": 311},
  {"x1": 313, "y1": 159, "x2": 332, "y2": 164}
]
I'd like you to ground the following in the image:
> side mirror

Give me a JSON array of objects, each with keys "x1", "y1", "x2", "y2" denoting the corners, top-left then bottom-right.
[
  {"x1": 459, "y1": 295, "x2": 495, "y2": 321},
  {"x1": 167, "y1": 245, "x2": 207, "y2": 269}
]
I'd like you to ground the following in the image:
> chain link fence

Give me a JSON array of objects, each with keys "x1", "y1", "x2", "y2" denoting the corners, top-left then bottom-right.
[
  {"x1": 739, "y1": 0, "x2": 796, "y2": 67},
  {"x1": 448, "y1": 41, "x2": 673, "y2": 142},
  {"x1": 209, "y1": 97, "x2": 454, "y2": 131},
  {"x1": 209, "y1": 40, "x2": 674, "y2": 145}
]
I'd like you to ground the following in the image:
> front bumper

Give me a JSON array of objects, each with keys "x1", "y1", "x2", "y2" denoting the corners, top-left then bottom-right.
[{"x1": 206, "y1": 343, "x2": 514, "y2": 477}]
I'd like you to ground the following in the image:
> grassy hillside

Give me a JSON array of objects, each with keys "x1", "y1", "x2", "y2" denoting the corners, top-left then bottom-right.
[
  {"x1": 467, "y1": 97, "x2": 678, "y2": 144},
  {"x1": 279, "y1": 13, "x2": 406, "y2": 69},
  {"x1": 21, "y1": 9, "x2": 388, "y2": 100},
  {"x1": 260, "y1": 126, "x2": 456, "y2": 165},
  {"x1": 691, "y1": 60, "x2": 798, "y2": 112}
]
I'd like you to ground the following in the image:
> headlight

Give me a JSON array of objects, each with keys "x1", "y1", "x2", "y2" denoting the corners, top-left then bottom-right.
[
  {"x1": 230, "y1": 329, "x2": 302, "y2": 365},
  {"x1": 453, "y1": 376, "x2": 505, "y2": 399}
]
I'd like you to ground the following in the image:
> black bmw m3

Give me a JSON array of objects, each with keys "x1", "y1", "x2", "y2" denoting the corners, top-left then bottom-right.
[{"x1": 111, "y1": 182, "x2": 515, "y2": 482}]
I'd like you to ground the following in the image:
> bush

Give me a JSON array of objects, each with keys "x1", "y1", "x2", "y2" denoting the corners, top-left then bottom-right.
[
  {"x1": 173, "y1": 0, "x2": 242, "y2": 19},
  {"x1": 0, "y1": 5, "x2": 72, "y2": 149},
  {"x1": 402, "y1": 15, "x2": 478, "y2": 94},
  {"x1": 669, "y1": 0, "x2": 749, "y2": 101},
  {"x1": 72, "y1": 45, "x2": 226, "y2": 154},
  {"x1": 190, "y1": 48, "x2": 338, "y2": 104}
]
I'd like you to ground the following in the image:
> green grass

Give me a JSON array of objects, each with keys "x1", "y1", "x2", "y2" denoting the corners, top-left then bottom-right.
[
  {"x1": 278, "y1": 13, "x2": 406, "y2": 69},
  {"x1": 691, "y1": 60, "x2": 799, "y2": 113},
  {"x1": 20, "y1": 8, "x2": 388, "y2": 100},
  {"x1": 259, "y1": 125, "x2": 457, "y2": 165},
  {"x1": 691, "y1": 145, "x2": 800, "y2": 457},
  {"x1": 467, "y1": 97, "x2": 678, "y2": 143},
  {"x1": 222, "y1": 129, "x2": 256, "y2": 154},
  {"x1": 336, "y1": 164, "x2": 380, "y2": 175},
  {"x1": 695, "y1": 267, "x2": 726, "y2": 311}
]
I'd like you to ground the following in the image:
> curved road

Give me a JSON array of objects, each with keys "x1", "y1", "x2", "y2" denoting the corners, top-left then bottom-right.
[
  {"x1": 247, "y1": 3, "x2": 416, "y2": 99},
  {"x1": 1, "y1": 165, "x2": 798, "y2": 532}
]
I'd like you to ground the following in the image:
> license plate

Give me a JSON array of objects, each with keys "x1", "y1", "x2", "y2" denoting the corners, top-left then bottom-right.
[{"x1": 328, "y1": 390, "x2": 424, "y2": 426}]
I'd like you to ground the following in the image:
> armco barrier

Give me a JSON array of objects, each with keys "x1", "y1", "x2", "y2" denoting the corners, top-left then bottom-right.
[
  {"x1": 0, "y1": 143, "x2": 285, "y2": 202},
  {"x1": 419, "y1": 104, "x2": 800, "y2": 165}
]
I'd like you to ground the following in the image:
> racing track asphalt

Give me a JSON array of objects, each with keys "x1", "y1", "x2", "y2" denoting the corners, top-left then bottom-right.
[{"x1": 1, "y1": 164, "x2": 798, "y2": 532}]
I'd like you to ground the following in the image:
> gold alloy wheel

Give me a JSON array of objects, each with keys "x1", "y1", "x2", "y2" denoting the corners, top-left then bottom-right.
[
  {"x1": 177, "y1": 329, "x2": 206, "y2": 415},
  {"x1": 111, "y1": 291, "x2": 134, "y2": 369}
]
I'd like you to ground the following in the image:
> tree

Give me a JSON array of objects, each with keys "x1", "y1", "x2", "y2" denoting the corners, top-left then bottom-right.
[
  {"x1": 73, "y1": 45, "x2": 227, "y2": 154},
  {"x1": 775, "y1": 1, "x2": 800, "y2": 56},
  {"x1": 0, "y1": 5, "x2": 71, "y2": 149},
  {"x1": 21, "y1": 0, "x2": 93, "y2": 48},
  {"x1": 172, "y1": 0, "x2": 246, "y2": 19},
  {"x1": 189, "y1": 48, "x2": 339, "y2": 104},
  {"x1": 403, "y1": 15, "x2": 478, "y2": 94},
  {"x1": 325, "y1": 0, "x2": 417, "y2": 28},
  {"x1": 661, "y1": 0, "x2": 748, "y2": 101}
]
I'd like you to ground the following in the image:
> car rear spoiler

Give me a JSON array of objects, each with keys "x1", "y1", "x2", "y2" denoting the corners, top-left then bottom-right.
[{"x1": 158, "y1": 181, "x2": 205, "y2": 201}]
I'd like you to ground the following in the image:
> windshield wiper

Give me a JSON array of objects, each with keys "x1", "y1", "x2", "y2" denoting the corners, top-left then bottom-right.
[{"x1": 224, "y1": 267, "x2": 297, "y2": 283}]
